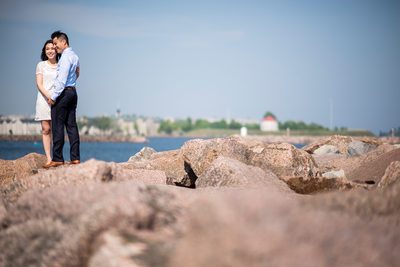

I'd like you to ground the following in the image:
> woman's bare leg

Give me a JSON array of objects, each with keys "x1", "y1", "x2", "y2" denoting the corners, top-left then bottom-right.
[{"x1": 41, "y1": 120, "x2": 52, "y2": 164}]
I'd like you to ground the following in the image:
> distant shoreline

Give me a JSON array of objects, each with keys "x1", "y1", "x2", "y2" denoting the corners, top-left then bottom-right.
[
  {"x1": 0, "y1": 135, "x2": 149, "y2": 143},
  {"x1": 2, "y1": 134, "x2": 399, "y2": 145}
]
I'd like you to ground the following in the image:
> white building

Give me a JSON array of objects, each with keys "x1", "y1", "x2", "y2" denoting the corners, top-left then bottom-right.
[
  {"x1": 0, "y1": 116, "x2": 41, "y2": 135},
  {"x1": 260, "y1": 116, "x2": 279, "y2": 132},
  {"x1": 117, "y1": 118, "x2": 137, "y2": 136},
  {"x1": 135, "y1": 117, "x2": 160, "y2": 136}
]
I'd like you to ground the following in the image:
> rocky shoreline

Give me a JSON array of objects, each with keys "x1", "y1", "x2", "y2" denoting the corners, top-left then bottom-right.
[{"x1": 1, "y1": 135, "x2": 399, "y2": 266}]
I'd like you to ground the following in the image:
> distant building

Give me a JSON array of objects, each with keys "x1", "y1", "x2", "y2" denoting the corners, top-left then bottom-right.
[
  {"x1": 260, "y1": 116, "x2": 278, "y2": 132},
  {"x1": 0, "y1": 116, "x2": 41, "y2": 135},
  {"x1": 117, "y1": 118, "x2": 136, "y2": 136},
  {"x1": 136, "y1": 117, "x2": 160, "y2": 136}
]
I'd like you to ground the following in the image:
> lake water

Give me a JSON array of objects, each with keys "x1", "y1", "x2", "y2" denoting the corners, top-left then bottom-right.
[{"x1": 0, "y1": 138, "x2": 305, "y2": 163}]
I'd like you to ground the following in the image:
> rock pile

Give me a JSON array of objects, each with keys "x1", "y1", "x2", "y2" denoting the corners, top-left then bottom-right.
[{"x1": 1, "y1": 135, "x2": 399, "y2": 266}]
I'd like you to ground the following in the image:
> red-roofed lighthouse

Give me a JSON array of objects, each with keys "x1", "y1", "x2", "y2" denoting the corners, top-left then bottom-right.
[{"x1": 261, "y1": 115, "x2": 278, "y2": 131}]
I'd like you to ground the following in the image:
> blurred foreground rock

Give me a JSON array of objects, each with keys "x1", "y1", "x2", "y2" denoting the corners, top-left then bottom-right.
[
  {"x1": 1, "y1": 135, "x2": 400, "y2": 267},
  {"x1": 170, "y1": 184, "x2": 400, "y2": 267}
]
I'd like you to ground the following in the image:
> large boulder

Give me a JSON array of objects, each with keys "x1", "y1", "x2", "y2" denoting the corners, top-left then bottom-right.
[
  {"x1": 346, "y1": 148, "x2": 400, "y2": 184},
  {"x1": 347, "y1": 141, "x2": 376, "y2": 158},
  {"x1": 302, "y1": 135, "x2": 354, "y2": 155},
  {"x1": 0, "y1": 153, "x2": 47, "y2": 188},
  {"x1": 314, "y1": 144, "x2": 398, "y2": 175},
  {"x1": 196, "y1": 156, "x2": 293, "y2": 193},
  {"x1": 121, "y1": 149, "x2": 189, "y2": 187},
  {"x1": 1, "y1": 159, "x2": 167, "y2": 205},
  {"x1": 181, "y1": 137, "x2": 319, "y2": 183},
  {"x1": 377, "y1": 161, "x2": 400, "y2": 188}
]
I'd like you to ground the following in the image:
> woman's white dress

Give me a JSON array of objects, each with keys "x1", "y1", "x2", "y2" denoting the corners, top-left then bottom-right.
[{"x1": 35, "y1": 61, "x2": 57, "y2": 121}]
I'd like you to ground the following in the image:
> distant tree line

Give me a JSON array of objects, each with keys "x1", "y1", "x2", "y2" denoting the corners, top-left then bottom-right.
[
  {"x1": 76, "y1": 113, "x2": 345, "y2": 136},
  {"x1": 77, "y1": 116, "x2": 121, "y2": 134},
  {"x1": 157, "y1": 117, "x2": 331, "y2": 134},
  {"x1": 158, "y1": 118, "x2": 245, "y2": 134},
  {"x1": 278, "y1": 120, "x2": 329, "y2": 131},
  {"x1": 263, "y1": 111, "x2": 330, "y2": 131}
]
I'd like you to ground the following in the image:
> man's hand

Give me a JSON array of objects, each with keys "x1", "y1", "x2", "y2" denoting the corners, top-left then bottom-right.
[{"x1": 48, "y1": 98, "x2": 55, "y2": 105}]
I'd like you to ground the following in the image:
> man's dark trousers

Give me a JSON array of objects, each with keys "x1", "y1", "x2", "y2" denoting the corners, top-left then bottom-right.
[{"x1": 51, "y1": 88, "x2": 80, "y2": 162}]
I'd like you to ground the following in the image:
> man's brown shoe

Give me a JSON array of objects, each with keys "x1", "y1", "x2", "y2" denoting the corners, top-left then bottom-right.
[
  {"x1": 69, "y1": 160, "x2": 80, "y2": 165},
  {"x1": 43, "y1": 161, "x2": 64, "y2": 168}
]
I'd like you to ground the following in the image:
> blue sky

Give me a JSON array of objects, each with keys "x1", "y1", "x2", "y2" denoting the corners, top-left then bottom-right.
[{"x1": 0, "y1": 0, "x2": 399, "y2": 134}]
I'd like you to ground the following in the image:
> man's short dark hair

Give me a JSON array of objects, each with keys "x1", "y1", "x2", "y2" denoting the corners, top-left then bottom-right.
[{"x1": 51, "y1": 30, "x2": 69, "y2": 45}]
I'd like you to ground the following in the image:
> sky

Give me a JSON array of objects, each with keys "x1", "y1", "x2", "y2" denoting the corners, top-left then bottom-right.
[{"x1": 0, "y1": 0, "x2": 399, "y2": 134}]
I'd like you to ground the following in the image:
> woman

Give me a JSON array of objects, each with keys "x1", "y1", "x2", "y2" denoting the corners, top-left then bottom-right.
[{"x1": 35, "y1": 40, "x2": 58, "y2": 165}]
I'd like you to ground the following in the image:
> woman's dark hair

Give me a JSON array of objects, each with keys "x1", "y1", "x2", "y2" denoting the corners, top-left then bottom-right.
[{"x1": 41, "y1": 39, "x2": 60, "y2": 61}]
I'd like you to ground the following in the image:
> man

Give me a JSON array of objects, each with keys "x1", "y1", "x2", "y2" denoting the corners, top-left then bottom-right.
[{"x1": 43, "y1": 31, "x2": 80, "y2": 168}]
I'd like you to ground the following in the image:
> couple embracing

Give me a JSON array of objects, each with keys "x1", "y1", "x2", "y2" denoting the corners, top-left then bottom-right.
[{"x1": 35, "y1": 31, "x2": 80, "y2": 168}]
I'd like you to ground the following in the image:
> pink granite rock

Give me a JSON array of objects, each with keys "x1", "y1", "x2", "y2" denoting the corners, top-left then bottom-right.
[
  {"x1": 315, "y1": 144, "x2": 398, "y2": 176},
  {"x1": 378, "y1": 161, "x2": 400, "y2": 188},
  {"x1": 196, "y1": 156, "x2": 293, "y2": 193},
  {"x1": 121, "y1": 149, "x2": 189, "y2": 187},
  {"x1": 1, "y1": 159, "x2": 167, "y2": 205},
  {"x1": 181, "y1": 136, "x2": 320, "y2": 182},
  {"x1": 346, "y1": 148, "x2": 400, "y2": 184},
  {"x1": 0, "y1": 153, "x2": 47, "y2": 187},
  {"x1": 302, "y1": 135, "x2": 354, "y2": 154}
]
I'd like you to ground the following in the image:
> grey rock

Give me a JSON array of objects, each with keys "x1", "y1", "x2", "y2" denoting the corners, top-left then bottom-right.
[
  {"x1": 322, "y1": 169, "x2": 345, "y2": 178},
  {"x1": 128, "y1": 147, "x2": 156, "y2": 162},
  {"x1": 347, "y1": 141, "x2": 376, "y2": 158},
  {"x1": 313, "y1": 145, "x2": 339, "y2": 155}
]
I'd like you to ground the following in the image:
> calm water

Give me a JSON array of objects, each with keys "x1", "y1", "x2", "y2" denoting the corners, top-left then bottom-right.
[
  {"x1": 0, "y1": 138, "x2": 305, "y2": 163},
  {"x1": 0, "y1": 137, "x2": 199, "y2": 163}
]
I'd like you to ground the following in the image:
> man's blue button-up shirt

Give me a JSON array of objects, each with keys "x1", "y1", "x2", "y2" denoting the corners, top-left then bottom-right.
[{"x1": 51, "y1": 47, "x2": 80, "y2": 101}]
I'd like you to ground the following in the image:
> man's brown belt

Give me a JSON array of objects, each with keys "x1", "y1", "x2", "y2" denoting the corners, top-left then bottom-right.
[{"x1": 65, "y1": 87, "x2": 76, "y2": 90}]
